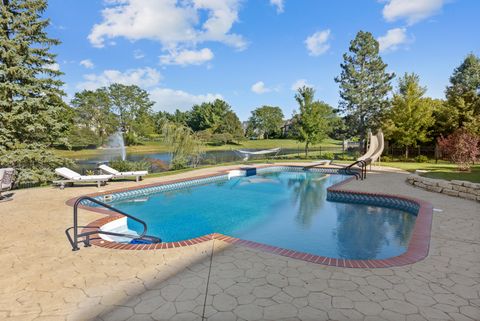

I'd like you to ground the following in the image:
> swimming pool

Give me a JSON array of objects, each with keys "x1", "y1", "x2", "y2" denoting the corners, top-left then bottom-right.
[{"x1": 96, "y1": 167, "x2": 420, "y2": 260}]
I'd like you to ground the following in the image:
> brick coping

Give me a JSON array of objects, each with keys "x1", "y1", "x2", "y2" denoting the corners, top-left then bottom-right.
[{"x1": 66, "y1": 165, "x2": 433, "y2": 268}]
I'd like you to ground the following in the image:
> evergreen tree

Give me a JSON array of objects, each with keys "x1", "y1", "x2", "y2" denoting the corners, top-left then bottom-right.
[
  {"x1": 217, "y1": 111, "x2": 244, "y2": 140},
  {"x1": 384, "y1": 73, "x2": 434, "y2": 158},
  {"x1": 445, "y1": 53, "x2": 480, "y2": 134},
  {"x1": 294, "y1": 86, "x2": 334, "y2": 157},
  {"x1": 335, "y1": 31, "x2": 394, "y2": 146},
  {"x1": 0, "y1": 0, "x2": 72, "y2": 184},
  {"x1": 187, "y1": 99, "x2": 232, "y2": 132},
  {"x1": 0, "y1": 0, "x2": 68, "y2": 149}
]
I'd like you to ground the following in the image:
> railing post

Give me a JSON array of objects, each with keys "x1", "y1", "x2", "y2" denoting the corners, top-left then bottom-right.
[
  {"x1": 85, "y1": 235, "x2": 91, "y2": 247},
  {"x1": 72, "y1": 203, "x2": 80, "y2": 251}
]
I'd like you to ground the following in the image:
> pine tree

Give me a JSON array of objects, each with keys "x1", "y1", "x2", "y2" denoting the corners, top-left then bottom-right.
[
  {"x1": 0, "y1": 0, "x2": 67, "y2": 150},
  {"x1": 335, "y1": 31, "x2": 394, "y2": 146},
  {"x1": 0, "y1": 0, "x2": 71, "y2": 184},
  {"x1": 445, "y1": 53, "x2": 480, "y2": 133}
]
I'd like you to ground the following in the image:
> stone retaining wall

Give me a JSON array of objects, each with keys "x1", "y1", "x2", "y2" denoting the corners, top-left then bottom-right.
[{"x1": 406, "y1": 175, "x2": 480, "y2": 202}]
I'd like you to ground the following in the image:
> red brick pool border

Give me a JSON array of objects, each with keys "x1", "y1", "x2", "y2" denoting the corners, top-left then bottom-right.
[{"x1": 66, "y1": 165, "x2": 433, "y2": 268}]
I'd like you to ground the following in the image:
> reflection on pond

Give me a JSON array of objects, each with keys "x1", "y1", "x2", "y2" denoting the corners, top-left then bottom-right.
[{"x1": 335, "y1": 203, "x2": 416, "y2": 259}]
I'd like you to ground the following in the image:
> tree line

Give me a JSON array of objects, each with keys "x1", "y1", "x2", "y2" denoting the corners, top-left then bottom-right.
[{"x1": 335, "y1": 31, "x2": 479, "y2": 164}]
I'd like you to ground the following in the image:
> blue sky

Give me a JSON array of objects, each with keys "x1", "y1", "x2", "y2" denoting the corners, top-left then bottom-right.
[{"x1": 46, "y1": 0, "x2": 480, "y2": 120}]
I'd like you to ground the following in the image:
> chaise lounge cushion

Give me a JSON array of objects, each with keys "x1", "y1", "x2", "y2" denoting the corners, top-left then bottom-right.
[
  {"x1": 98, "y1": 164, "x2": 148, "y2": 177},
  {"x1": 55, "y1": 167, "x2": 111, "y2": 181}
]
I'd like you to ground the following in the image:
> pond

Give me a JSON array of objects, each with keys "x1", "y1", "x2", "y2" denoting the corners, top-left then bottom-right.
[{"x1": 72, "y1": 148, "x2": 339, "y2": 172}]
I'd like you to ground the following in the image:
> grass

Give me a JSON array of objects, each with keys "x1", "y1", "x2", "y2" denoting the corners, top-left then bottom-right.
[
  {"x1": 52, "y1": 138, "x2": 342, "y2": 159},
  {"x1": 315, "y1": 158, "x2": 480, "y2": 183},
  {"x1": 421, "y1": 165, "x2": 480, "y2": 183}
]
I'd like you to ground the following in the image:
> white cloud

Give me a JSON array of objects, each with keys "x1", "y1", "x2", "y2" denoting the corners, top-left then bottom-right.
[
  {"x1": 251, "y1": 81, "x2": 271, "y2": 94},
  {"x1": 75, "y1": 66, "x2": 221, "y2": 113},
  {"x1": 160, "y1": 48, "x2": 214, "y2": 66},
  {"x1": 88, "y1": 0, "x2": 246, "y2": 65},
  {"x1": 305, "y1": 29, "x2": 331, "y2": 56},
  {"x1": 382, "y1": 0, "x2": 446, "y2": 25},
  {"x1": 291, "y1": 79, "x2": 313, "y2": 91},
  {"x1": 133, "y1": 49, "x2": 145, "y2": 59},
  {"x1": 270, "y1": 0, "x2": 284, "y2": 13},
  {"x1": 378, "y1": 28, "x2": 410, "y2": 52},
  {"x1": 79, "y1": 59, "x2": 94, "y2": 69},
  {"x1": 77, "y1": 67, "x2": 162, "y2": 90},
  {"x1": 150, "y1": 88, "x2": 222, "y2": 112}
]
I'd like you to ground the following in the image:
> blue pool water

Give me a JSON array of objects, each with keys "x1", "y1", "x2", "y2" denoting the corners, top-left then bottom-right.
[{"x1": 110, "y1": 171, "x2": 417, "y2": 260}]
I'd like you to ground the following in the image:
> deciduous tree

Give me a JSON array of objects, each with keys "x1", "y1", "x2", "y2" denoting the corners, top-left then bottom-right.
[
  {"x1": 161, "y1": 122, "x2": 205, "y2": 169},
  {"x1": 437, "y1": 128, "x2": 479, "y2": 171},
  {"x1": 294, "y1": 87, "x2": 334, "y2": 157},
  {"x1": 384, "y1": 73, "x2": 434, "y2": 158},
  {"x1": 108, "y1": 84, "x2": 155, "y2": 143},
  {"x1": 248, "y1": 106, "x2": 284, "y2": 139},
  {"x1": 70, "y1": 89, "x2": 118, "y2": 145}
]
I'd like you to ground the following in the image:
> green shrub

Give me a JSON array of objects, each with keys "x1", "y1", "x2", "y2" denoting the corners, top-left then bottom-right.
[
  {"x1": 108, "y1": 159, "x2": 150, "y2": 172},
  {"x1": 210, "y1": 133, "x2": 234, "y2": 146},
  {"x1": 0, "y1": 146, "x2": 73, "y2": 185},
  {"x1": 335, "y1": 154, "x2": 355, "y2": 161},
  {"x1": 124, "y1": 132, "x2": 142, "y2": 146},
  {"x1": 381, "y1": 155, "x2": 393, "y2": 162},
  {"x1": 56, "y1": 127, "x2": 100, "y2": 150},
  {"x1": 414, "y1": 155, "x2": 429, "y2": 163},
  {"x1": 321, "y1": 152, "x2": 335, "y2": 160},
  {"x1": 171, "y1": 158, "x2": 188, "y2": 170}
]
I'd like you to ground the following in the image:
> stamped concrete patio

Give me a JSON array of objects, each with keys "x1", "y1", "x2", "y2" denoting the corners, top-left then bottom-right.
[{"x1": 1, "y1": 164, "x2": 479, "y2": 321}]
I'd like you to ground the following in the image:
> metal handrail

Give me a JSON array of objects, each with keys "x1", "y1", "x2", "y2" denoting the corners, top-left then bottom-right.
[
  {"x1": 66, "y1": 196, "x2": 161, "y2": 251},
  {"x1": 341, "y1": 160, "x2": 369, "y2": 180}
]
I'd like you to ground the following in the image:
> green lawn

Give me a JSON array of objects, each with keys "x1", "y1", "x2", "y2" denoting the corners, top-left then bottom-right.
[
  {"x1": 421, "y1": 165, "x2": 480, "y2": 183},
  {"x1": 328, "y1": 160, "x2": 480, "y2": 183},
  {"x1": 363, "y1": 161, "x2": 480, "y2": 183},
  {"x1": 52, "y1": 138, "x2": 342, "y2": 159}
]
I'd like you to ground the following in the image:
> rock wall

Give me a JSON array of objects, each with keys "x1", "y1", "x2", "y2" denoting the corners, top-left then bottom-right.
[{"x1": 406, "y1": 175, "x2": 480, "y2": 202}]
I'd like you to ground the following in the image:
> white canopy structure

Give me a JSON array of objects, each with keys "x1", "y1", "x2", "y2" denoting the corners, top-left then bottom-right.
[{"x1": 235, "y1": 147, "x2": 281, "y2": 161}]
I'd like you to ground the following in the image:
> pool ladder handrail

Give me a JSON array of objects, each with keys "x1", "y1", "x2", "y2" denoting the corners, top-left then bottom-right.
[
  {"x1": 66, "y1": 196, "x2": 161, "y2": 251},
  {"x1": 340, "y1": 159, "x2": 370, "y2": 180}
]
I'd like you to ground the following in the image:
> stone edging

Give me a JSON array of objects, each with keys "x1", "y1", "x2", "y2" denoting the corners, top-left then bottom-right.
[
  {"x1": 66, "y1": 165, "x2": 433, "y2": 268},
  {"x1": 407, "y1": 174, "x2": 480, "y2": 202}
]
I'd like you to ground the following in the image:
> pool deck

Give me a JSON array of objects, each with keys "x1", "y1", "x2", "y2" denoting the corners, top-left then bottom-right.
[{"x1": 1, "y1": 163, "x2": 479, "y2": 321}]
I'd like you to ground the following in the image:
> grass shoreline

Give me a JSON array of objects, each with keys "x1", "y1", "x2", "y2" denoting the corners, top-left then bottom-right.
[{"x1": 52, "y1": 138, "x2": 343, "y2": 159}]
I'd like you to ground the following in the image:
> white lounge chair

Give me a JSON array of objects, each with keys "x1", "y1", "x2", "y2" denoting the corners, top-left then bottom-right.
[
  {"x1": 98, "y1": 164, "x2": 148, "y2": 182},
  {"x1": 54, "y1": 167, "x2": 112, "y2": 189},
  {"x1": 0, "y1": 168, "x2": 15, "y2": 202}
]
